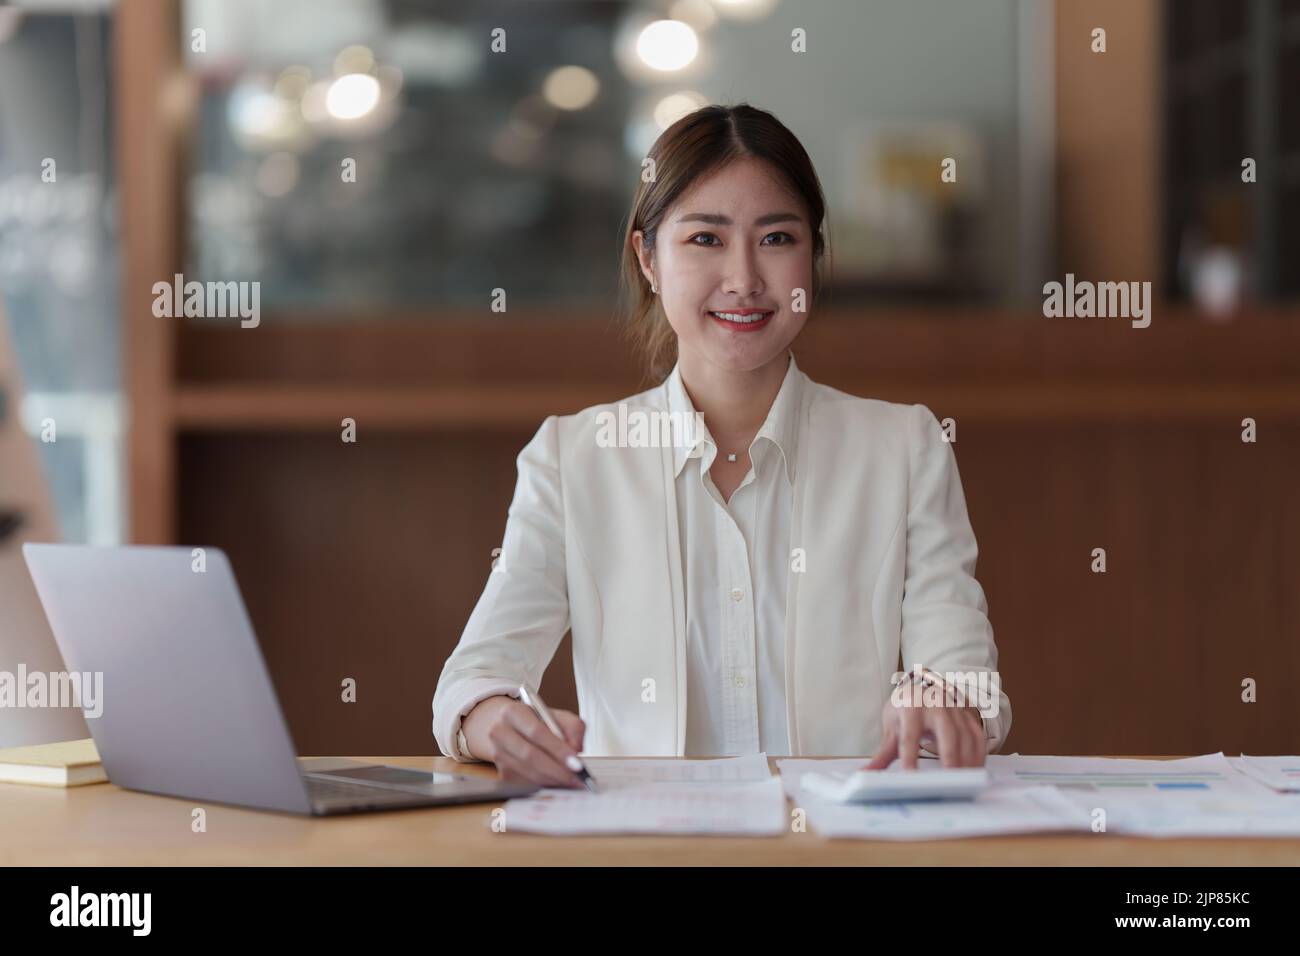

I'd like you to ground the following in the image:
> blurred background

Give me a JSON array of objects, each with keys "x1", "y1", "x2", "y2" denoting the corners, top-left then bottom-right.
[{"x1": 1, "y1": 0, "x2": 1297, "y2": 756}]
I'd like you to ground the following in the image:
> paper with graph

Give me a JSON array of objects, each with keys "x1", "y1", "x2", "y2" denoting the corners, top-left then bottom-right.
[
  {"x1": 982, "y1": 753, "x2": 1300, "y2": 837},
  {"x1": 983, "y1": 753, "x2": 1272, "y2": 795}
]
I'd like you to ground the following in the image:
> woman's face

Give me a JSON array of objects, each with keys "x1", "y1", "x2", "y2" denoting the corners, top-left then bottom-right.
[{"x1": 634, "y1": 156, "x2": 814, "y2": 374}]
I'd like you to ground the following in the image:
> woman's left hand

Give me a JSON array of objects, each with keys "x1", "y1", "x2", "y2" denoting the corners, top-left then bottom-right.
[{"x1": 863, "y1": 690, "x2": 987, "y2": 770}]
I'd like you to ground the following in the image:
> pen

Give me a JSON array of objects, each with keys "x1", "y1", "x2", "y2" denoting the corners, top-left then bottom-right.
[{"x1": 518, "y1": 684, "x2": 598, "y2": 793}]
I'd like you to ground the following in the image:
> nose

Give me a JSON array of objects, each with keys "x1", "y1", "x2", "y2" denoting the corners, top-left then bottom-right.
[{"x1": 721, "y1": 241, "x2": 765, "y2": 300}]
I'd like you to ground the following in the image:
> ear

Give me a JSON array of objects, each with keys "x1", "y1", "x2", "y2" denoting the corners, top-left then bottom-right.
[{"x1": 631, "y1": 230, "x2": 655, "y2": 288}]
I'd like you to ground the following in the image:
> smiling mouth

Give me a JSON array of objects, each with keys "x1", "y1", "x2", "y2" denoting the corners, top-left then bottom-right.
[{"x1": 708, "y1": 310, "x2": 774, "y2": 330}]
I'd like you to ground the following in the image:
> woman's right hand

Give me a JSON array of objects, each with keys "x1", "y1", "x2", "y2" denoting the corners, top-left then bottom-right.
[{"x1": 461, "y1": 695, "x2": 587, "y2": 788}]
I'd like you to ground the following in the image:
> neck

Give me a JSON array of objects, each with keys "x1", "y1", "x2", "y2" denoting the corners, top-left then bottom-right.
[{"x1": 677, "y1": 349, "x2": 790, "y2": 447}]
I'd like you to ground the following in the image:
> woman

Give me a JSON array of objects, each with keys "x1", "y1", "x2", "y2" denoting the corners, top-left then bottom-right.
[{"x1": 433, "y1": 104, "x2": 1010, "y2": 788}]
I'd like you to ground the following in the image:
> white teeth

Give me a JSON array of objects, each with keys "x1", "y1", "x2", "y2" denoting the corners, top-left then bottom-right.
[{"x1": 711, "y1": 311, "x2": 771, "y2": 324}]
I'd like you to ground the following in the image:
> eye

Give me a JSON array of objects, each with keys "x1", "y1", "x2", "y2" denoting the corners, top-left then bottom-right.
[{"x1": 687, "y1": 231, "x2": 796, "y2": 247}]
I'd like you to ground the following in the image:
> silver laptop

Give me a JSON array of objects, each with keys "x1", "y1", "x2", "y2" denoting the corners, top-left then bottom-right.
[{"x1": 21, "y1": 543, "x2": 537, "y2": 815}]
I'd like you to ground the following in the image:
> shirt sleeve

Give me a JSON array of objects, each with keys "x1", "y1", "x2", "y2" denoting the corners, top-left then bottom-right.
[
  {"x1": 900, "y1": 403, "x2": 1012, "y2": 754},
  {"x1": 432, "y1": 414, "x2": 571, "y2": 762}
]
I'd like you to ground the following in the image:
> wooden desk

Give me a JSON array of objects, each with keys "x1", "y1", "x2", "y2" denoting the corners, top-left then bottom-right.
[{"x1": 4, "y1": 756, "x2": 1299, "y2": 866}]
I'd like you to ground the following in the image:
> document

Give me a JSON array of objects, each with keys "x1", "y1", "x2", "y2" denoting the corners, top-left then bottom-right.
[
  {"x1": 499, "y1": 754, "x2": 783, "y2": 836},
  {"x1": 501, "y1": 777, "x2": 787, "y2": 836},
  {"x1": 577, "y1": 752, "x2": 772, "y2": 790},
  {"x1": 1075, "y1": 791, "x2": 1300, "y2": 837},
  {"x1": 983, "y1": 752, "x2": 1273, "y2": 796},
  {"x1": 982, "y1": 753, "x2": 1300, "y2": 837},
  {"x1": 1230, "y1": 755, "x2": 1300, "y2": 793}
]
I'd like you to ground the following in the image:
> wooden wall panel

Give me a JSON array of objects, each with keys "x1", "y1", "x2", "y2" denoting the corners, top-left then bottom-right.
[
  {"x1": 176, "y1": 414, "x2": 1300, "y2": 758},
  {"x1": 960, "y1": 422, "x2": 1300, "y2": 756},
  {"x1": 177, "y1": 431, "x2": 578, "y2": 755}
]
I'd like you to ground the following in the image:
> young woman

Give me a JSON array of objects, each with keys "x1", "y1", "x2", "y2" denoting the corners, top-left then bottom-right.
[{"x1": 433, "y1": 104, "x2": 1010, "y2": 788}]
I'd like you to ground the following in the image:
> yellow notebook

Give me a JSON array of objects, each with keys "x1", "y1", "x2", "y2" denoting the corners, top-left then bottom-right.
[{"x1": 0, "y1": 738, "x2": 107, "y2": 787}]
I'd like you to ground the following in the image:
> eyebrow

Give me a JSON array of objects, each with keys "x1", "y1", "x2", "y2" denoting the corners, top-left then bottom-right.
[{"x1": 675, "y1": 212, "x2": 804, "y2": 226}]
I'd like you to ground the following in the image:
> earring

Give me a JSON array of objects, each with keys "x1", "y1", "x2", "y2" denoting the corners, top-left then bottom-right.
[{"x1": 651, "y1": 281, "x2": 658, "y2": 294}]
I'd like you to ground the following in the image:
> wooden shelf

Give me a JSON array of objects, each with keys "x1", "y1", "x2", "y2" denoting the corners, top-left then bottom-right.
[
  {"x1": 166, "y1": 311, "x2": 1300, "y2": 430},
  {"x1": 171, "y1": 384, "x2": 610, "y2": 430},
  {"x1": 169, "y1": 380, "x2": 1300, "y2": 430}
]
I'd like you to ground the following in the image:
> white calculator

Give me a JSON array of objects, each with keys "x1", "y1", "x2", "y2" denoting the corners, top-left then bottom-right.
[{"x1": 801, "y1": 767, "x2": 991, "y2": 803}]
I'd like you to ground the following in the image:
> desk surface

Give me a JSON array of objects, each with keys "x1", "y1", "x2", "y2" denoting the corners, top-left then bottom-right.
[{"x1": 4, "y1": 755, "x2": 1299, "y2": 866}]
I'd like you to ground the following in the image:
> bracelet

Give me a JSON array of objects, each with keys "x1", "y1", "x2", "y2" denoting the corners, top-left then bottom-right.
[
  {"x1": 900, "y1": 665, "x2": 970, "y2": 710},
  {"x1": 456, "y1": 724, "x2": 475, "y2": 760},
  {"x1": 902, "y1": 666, "x2": 993, "y2": 753}
]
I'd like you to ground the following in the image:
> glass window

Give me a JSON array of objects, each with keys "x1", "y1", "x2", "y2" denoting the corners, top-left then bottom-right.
[
  {"x1": 181, "y1": 0, "x2": 1038, "y2": 313},
  {"x1": 0, "y1": 8, "x2": 122, "y2": 544}
]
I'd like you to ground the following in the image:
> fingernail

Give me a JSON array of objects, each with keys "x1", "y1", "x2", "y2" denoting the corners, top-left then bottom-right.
[{"x1": 565, "y1": 755, "x2": 583, "y2": 772}]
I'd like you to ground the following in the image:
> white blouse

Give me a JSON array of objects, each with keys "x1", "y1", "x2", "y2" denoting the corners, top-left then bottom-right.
[{"x1": 666, "y1": 350, "x2": 802, "y2": 756}]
